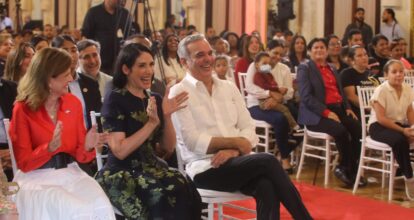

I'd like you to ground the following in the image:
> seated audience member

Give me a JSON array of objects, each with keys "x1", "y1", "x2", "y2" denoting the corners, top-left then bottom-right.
[
  {"x1": 369, "y1": 34, "x2": 390, "y2": 78},
  {"x1": 389, "y1": 39, "x2": 411, "y2": 70},
  {"x1": 297, "y1": 38, "x2": 364, "y2": 187},
  {"x1": 287, "y1": 35, "x2": 308, "y2": 73},
  {"x1": 0, "y1": 33, "x2": 13, "y2": 77},
  {"x1": 246, "y1": 40, "x2": 297, "y2": 172},
  {"x1": 95, "y1": 43, "x2": 201, "y2": 219},
  {"x1": 234, "y1": 34, "x2": 263, "y2": 89},
  {"x1": 368, "y1": 60, "x2": 414, "y2": 200},
  {"x1": 9, "y1": 48, "x2": 115, "y2": 220},
  {"x1": 326, "y1": 35, "x2": 348, "y2": 73},
  {"x1": 52, "y1": 35, "x2": 102, "y2": 129},
  {"x1": 30, "y1": 35, "x2": 49, "y2": 51},
  {"x1": 154, "y1": 34, "x2": 186, "y2": 85},
  {"x1": 3, "y1": 42, "x2": 35, "y2": 83},
  {"x1": 341, "y1": 45, "x2": 379, "y2": 119},
  {"x1": 77, "y1": 39, "x2": 112, "y2": 97},
  {"x1": 0, "y1": 78, "x2": 17, "y2": 181},
  {"x1": 222, "y1": 31, "x2": 239, "y2": 58},
  {"x1": 123, "y1": 34, "x2": 152, "y2": 49},
  {"x1": 210, "y1": 36, "x2": 228, "y2": 56},
  {"x1": 253, "y1": 52, "x2": 300, "y2": 132},
  {"x1": 213, "y1": 55, "x2": 235, "y2": 84},
  {"x1": 171, "y1": 34, "x2": 312, "y2": 220},
  {"x1": 397, "y1": 38, "x2": 414, "y2": 65}
]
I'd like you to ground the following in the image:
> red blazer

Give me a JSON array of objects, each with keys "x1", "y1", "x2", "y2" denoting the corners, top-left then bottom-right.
[{"x1": 9, "y1": 94, "x2": 95, "y2": 172}]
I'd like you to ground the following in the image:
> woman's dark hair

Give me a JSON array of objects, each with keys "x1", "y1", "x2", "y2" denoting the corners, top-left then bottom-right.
[
  {"x1": 113, "y1": 43, "x2": 153, "y2": 89},
  {"x1": 307, "y1": 37, "x2": 328, "y2": 51},
  {"x1": 161, "y1": 34, "x2": 181, "y2": 66},
  {"x1": 288, "y1": 35, "x2": 308, "y2": 65},
  {"x1": 51, "y1": 34, "x2": 76, "y2": 48},
  {"x1": 371, "y1": 34, "x2": 388, "y2": 46},
  {"x1": 222, "y1": 31, "x2": 239, "y2": 44},
  {"x1": 348, "y1": 45, "x2": 365, "y2": 60},
  {"x1": 30, "y1": 35, "x2": 48, "y2": 48},
  {"x1": 325, "y1": 34, "x2": 339, "y2": 44}
]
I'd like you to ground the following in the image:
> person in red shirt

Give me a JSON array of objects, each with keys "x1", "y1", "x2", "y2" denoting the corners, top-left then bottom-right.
[
  {"x1": 9, "y1": 48, "x2": 115, "y2": 220},
  {"x1": 297, "y1": 38, "x2": 364, "y2": 187},
  {"x1": 253, "y1": 52, "x2": 300, "y2": 132}
]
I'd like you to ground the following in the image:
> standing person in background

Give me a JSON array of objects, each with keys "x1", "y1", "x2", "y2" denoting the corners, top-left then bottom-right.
[
  {"x1": 380, "y1": 8, "x2": 404, "y2": 41},
  {"x1": 42, "y1": 24, "x2": 55, "y2": 43},
  {"x1": 342, "y1": 8, "x2": 373, "y2": 47},
  {"x1": 82, "y1": 0, "x2": 136, "y2": 75}
]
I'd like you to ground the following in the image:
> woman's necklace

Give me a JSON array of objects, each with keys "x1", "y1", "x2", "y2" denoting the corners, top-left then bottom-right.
[{"x1": 46, "y1": 102, "x2": 58, "y2": 122}]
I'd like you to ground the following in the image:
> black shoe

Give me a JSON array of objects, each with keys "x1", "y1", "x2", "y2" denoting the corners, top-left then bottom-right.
[
  {"x1": 284, "y1": 167, "x2": 294, "y2": 175},
  {"x1": 334, "y1": 167, "x2": 353, "y2": 186},
  {"x1": 357, "y1": 176, "x2": 368, "y2": 187}
]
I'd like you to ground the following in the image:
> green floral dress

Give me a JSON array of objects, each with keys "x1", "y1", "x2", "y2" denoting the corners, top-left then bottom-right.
[{"x1": 95, "y1": 89, "x2": 201, "y2": 220}]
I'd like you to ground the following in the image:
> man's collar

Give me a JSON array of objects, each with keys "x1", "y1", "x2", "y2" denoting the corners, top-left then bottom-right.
[{"x1": 184, "y1": 72, "x2": 217, "y2": 87}]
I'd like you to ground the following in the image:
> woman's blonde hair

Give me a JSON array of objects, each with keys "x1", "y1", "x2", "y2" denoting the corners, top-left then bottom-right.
[
  {"x1": 3, "y1": 42, "x2": 34, "y2": 82},
  {"x1": 16, "y1": 47, "x2": 72, "y2": 111}
]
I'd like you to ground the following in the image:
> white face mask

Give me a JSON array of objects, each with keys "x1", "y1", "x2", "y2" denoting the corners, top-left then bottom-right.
[{"x1": 259, "y1": 64, "x2": 272, "y2": 74}]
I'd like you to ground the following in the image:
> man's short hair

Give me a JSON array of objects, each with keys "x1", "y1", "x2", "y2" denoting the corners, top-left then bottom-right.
[
  {"x1": 355, "y1": 7, "x2": 365, "y2": 13},
  {"x1": 77, "y1": 39, "x2": 101, "y2": 53},
  {"x1": 177, "y1": 33, "x2": 206, "y2": 60},
  {"x1": 267, "y1": 39, "x2": 283, "y2": 50},
  {"x1": 347, "y1": 29, "x2": 362, "y2": 41},
  {"x1": 51, "y1": 35, "x2": 76, "y2": 48}
]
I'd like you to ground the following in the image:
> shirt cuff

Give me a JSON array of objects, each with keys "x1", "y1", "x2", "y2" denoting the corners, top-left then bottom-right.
[{"x1": 322, "y1": 109, "x2": 331, "y2": 117}]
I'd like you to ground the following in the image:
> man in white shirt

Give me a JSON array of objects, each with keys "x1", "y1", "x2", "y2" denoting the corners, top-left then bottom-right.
[
  {"x1": 77, "y1": 39, "x2": 113, "y2": 98},
  {"x1": 170, "y1": 34, "x2": 312, "y2": 220},
  {"x1": 380, "y1": 8, "x2": 404, "y2": 41}
]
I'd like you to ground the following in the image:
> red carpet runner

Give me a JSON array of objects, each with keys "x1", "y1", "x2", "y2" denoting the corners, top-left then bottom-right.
[{"x1": 222, "y1": 182, "x2": 414, "y2": 220}]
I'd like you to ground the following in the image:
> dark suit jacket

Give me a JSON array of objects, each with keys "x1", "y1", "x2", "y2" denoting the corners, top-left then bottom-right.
[
  {"x1": 0, "y1": 79, "x2": 17, "y2": 119},
  {"x1": 297, "y1": 60, "x2": 350, "y2": 126},
  {"x1": 75, "y1": 73, "x2": 102, "y2": 129}
]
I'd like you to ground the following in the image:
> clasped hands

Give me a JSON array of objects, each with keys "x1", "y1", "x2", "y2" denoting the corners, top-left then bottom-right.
[
  {"x1": 211, "y1": 137, "x2": 251, "y2": 168},
  {"x1": 48, "y1": 121, "x2": 109, "y2": 152}
]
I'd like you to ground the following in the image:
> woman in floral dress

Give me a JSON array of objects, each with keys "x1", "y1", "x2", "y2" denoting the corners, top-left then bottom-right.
[{"x1": 95, "y1": 43, "x2": 201, "y2": 219}]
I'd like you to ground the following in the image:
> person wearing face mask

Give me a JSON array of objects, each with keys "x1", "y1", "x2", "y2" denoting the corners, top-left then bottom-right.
[{"x1": 253, "y1": 52, "x2": 300, "y2": 133}]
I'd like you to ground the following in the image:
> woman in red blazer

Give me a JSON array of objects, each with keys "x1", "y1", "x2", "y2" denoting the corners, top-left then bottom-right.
[{"x1": 9, "y1": 48, "x2": 115, "y2": 220}]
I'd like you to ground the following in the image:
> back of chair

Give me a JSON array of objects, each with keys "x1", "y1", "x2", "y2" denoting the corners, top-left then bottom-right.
[
  {"x1": 404, "y1": 76, "x2": 414, "y2": 88},
  {"x1": 405, "y1": 69, "x2": 414, "y2": 77},
  {"x1": 238, "y1": 72, "x2": 248, "y2": 103},
  {"x1": 90, "y1": 111, "x2": 106, "y2": 171},
  {"x1": 356, "y1": 86, "x2": 376, "y2": 139},
  {"x1": 3, "y1": 118, "x2": 17, "y2": 175}
]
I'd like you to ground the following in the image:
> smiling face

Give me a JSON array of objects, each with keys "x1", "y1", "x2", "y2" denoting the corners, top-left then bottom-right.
[
  {"x1": 166, "y1": 35, "x2": 179, "y2": 53},
  {"x1": 309, "y1": 41, "x2": 328, "y2": 63},
  {"x1": 182, "y1": 39, "x2": 215, "y2": 81},
  {"x1": 327, "y1": 37, "x2": 342, "y2": 56},
  {"x1": 0, "y1": 38, "x2": 13, "y2": 59},
  {"x1": 373, "y1": 39, "x2": 390, "y2": 58},
  {"x1": 123, "y1": 52, "x2": 154, "y2": 91},
  {"x1": 49, "y1": 68, "x2": 73, "y2": 97},
  {"x1": 60, "y1": 40, "x2": 79, "y2": 72},
  {"x1": 79, "y1": 45, "x2": 101, "y2": 77},
  {"x1": 385, "y1": 61, "x2": 404, "y2": 87}
]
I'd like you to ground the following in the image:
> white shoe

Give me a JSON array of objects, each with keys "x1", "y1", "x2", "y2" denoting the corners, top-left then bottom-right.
[{"x1": 404, "y1": 177, "x2": 414, "y2": 201}]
